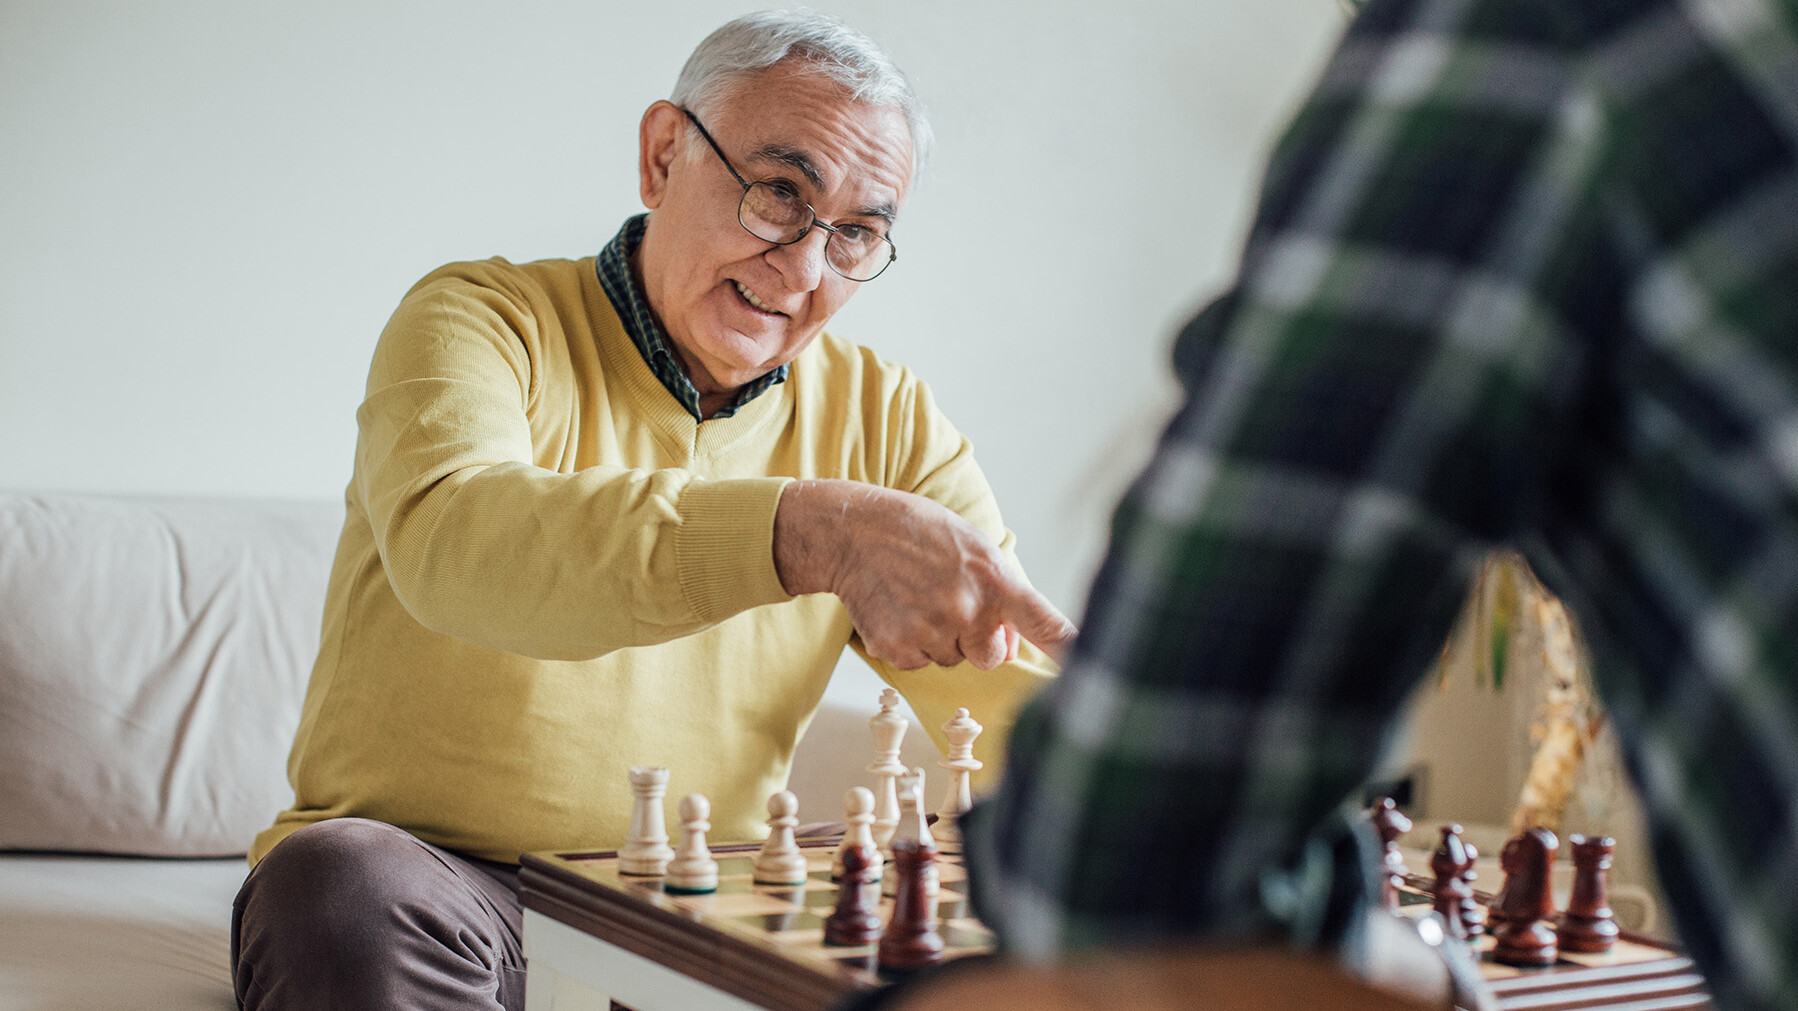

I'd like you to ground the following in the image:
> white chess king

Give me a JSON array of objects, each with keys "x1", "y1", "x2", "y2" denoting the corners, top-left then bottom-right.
[{"x1": 867, "y1": 688, "x2": 909, "y2": 850}]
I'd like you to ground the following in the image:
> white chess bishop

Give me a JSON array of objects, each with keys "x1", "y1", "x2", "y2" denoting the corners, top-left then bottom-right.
[{"x1": 882, "y1": 767, "x2": 937, "y2": 898}]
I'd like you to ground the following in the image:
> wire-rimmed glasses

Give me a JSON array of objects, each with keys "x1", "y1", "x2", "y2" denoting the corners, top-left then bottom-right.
[{"x1": 681, "y1": 108, "x2": 898, "y2": 283}]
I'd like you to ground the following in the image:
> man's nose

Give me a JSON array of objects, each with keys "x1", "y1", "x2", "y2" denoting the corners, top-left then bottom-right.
[{"x1": 765, "y1": 227, "x2": 830, "y2": 293}]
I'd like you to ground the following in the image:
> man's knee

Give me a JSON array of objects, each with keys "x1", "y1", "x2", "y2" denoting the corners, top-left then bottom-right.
[
  {"x1": 232, "y1": 818, "x2": 455, "y2": 1005},
  {"x1": 240, "y1": 818, "x2": 435, "y2": 925}
]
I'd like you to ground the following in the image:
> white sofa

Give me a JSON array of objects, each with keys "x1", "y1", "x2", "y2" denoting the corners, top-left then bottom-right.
[{"x1": 0, "y1": 491, "x2": 934, "y2": 1011}]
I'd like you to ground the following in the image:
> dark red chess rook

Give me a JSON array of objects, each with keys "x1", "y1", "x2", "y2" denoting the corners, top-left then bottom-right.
[
  {"x1": 877, "y1": 839, "x2": 944, "y2": 971},
  {"x1": 1369, "y1": 797, "x2": 1413, "y2": 910},
  {"x1": 824, "y1": 841, "x2": 883, "y2": 946},
  {"x1": 1429, "y1": 824, "x2": 1474, "y2": 940},
  {"x1": 1558, "y1": 834, "x2": 1620, "y2": 954},
  {"x1": 1492, "y1": 827, "x2": 1559, "y2": 967}
]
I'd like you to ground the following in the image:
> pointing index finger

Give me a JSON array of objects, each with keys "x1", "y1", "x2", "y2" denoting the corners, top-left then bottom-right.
[{"x1": 999, "y1": 583, "x2": 1077, "y2": 664}]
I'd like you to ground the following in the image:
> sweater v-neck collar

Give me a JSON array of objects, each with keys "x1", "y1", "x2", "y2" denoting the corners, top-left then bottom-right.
[
  {"x1": 593, "y1": 215, "x2": 789, "y2": 423},
  {"x1": 581, "y1": 260, "x2": 789, "y2": 461}
]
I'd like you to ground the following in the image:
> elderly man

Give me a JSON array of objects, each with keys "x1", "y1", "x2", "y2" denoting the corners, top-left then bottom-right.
[{"x1": 230, "y1": 11, "x2": 1071, "y2": 1010}]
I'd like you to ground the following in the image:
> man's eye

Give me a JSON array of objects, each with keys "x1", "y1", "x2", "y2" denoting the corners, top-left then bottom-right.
[
  {"x1": 835, "y1": 224, "x2": 878, "y2": 245},
  {"x1": 767, "y1": 181, "x2": 803, "y2": 203}
]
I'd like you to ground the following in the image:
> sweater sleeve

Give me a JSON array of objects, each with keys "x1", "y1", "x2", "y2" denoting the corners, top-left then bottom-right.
[
  {"x1": 847, "y1": 374, "x2": 1057, "y2": 786},
  {"x1": 352, "y1": 264, "x2": 792, "y2": 661}
]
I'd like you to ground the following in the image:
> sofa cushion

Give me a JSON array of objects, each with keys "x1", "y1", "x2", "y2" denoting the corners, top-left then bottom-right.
[
  {"x1": 0, "y1": 492, "x2": 340, "y2": 856},
  {"x1": 0, "y1": 852, "x2": 242, "y2": 1008}
]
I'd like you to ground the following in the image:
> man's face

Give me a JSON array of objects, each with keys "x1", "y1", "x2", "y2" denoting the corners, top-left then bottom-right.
[{"x1": 636, "y1": 62, "x2": 912, "y2": 408}]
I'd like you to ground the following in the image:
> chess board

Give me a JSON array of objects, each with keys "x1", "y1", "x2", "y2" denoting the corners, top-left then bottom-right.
[
  {"x1": 519, "y1": 839, "x2": 992, "y2": 1011},
  {"x1": 1392, "y1": 875, "x2": 1713, "y2": 1010},
  {"x1": 519, "y1": 840, "x2": 1712, "y2": 1011}
]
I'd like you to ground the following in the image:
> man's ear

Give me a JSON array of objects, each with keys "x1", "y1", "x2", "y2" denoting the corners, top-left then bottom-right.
[{"x1": 639, "y1": 100, "x2": 685, "y2": 209}]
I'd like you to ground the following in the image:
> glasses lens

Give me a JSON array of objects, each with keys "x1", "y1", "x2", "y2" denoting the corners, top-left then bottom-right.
[
  {"x1": 740, "y1": 182, "x2": 809, "y2": 243},
  {"x1": 738, "y1": 181, "x2": 896, "y2": 282},
  {"x1": 825, "y1": 229, "x2": 895, "y2": 282}
]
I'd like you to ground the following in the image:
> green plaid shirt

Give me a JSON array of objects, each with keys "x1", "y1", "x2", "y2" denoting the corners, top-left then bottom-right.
[
  {"x1": 963, "y1": 1, "x2": 1798, "y2": 1008},
  {"x1": 595, "y1": 214, "x2": 788, "y2": 421}
]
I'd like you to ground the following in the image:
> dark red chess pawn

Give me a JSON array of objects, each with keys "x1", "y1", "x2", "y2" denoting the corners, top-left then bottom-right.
[
  {"x1": 1429, "y1": 824, "x2": 1474, "y2": 940},
  {"x1": 824, "y1": 840, "x2": 884, "y2": 946},
  {"x1": 1558, "y1": 834, "x2": 1620, "y2": 953},
  {"x1": 1369, "y1": 797, "x2": 1413, "y2": 910},
  {"x1": 877, "y1": 839, "x2": 944, "y2": 971},
  {"x1": 1492, "y1": 827, "x2": 1560, "y2": 967},
  {"x1": 1485, "y1": 834, "x2": 1520, "y2": 932},
  {"x1": 1458, "y1": 840, "x2": 1486, "y2": 939}
]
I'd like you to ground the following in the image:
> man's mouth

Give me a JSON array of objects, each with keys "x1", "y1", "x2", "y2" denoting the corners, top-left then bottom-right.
[{"x1": 734, "y1": 280, "x2": 783, "y2": 315}]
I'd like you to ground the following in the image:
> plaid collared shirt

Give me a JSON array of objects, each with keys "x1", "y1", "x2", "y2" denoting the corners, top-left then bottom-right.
[
  {"x1": 595, "y1": 214, "x2": 787, "y2": 421},
  {"x1": 962, "y1": 1, "x2": 1798, "y2": 1008}
]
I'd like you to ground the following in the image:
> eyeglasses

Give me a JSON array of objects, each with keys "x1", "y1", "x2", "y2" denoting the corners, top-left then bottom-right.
[{"x1": 681, "y1": 108, "x2": 898, "y2": 283}]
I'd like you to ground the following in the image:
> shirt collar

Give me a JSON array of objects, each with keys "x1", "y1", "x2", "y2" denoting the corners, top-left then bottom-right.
[{"x1": 594, "y1": 214, "x2": 789, "y2": 421}]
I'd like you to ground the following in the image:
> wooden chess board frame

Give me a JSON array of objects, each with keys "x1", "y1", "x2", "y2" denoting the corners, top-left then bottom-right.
[
  {"x1": 519, "y1": 839, "x2": 990, "y2": 1011},
  {"x1": 519, "y1": 840, "x2": 1713, "y2": 1011}
]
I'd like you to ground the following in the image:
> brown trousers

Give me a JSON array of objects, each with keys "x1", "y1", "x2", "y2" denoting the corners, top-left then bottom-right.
[{"x1": 231, "y1": 818, "x2": 526, "y2": 1010}]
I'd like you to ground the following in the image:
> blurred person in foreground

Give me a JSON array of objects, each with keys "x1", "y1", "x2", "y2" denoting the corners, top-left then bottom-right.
[{"x1": 959, "y1": 1, "x2": 1798, "y2": 1009}]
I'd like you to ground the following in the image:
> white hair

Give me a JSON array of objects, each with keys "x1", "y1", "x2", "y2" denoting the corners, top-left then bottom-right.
[{"x1": 670, "y1": 9, "x2": 933, "y2": 179}]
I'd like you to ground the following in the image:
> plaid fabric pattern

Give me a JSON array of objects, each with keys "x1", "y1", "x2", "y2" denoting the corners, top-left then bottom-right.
[
  {"x1": 962, "y1": 1, "x2": 1798, "y2": 1007},
  {"x1": 594, "y1": 214, "x2": 788, "y2": 421}
]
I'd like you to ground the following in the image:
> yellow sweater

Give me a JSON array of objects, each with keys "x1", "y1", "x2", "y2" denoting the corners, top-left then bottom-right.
[{"x1": 252, "y1": 257, "x2": 1055, "y2": 865}]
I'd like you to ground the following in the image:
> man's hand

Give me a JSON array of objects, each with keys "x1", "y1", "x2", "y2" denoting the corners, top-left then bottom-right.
[{"x1": 772, "y1": 479, "x2": 1076, "y2": 670}]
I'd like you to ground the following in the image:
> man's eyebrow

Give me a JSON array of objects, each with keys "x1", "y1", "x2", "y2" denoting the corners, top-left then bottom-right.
[
  {"x1": 751, "y1": 144, "x2": 826, "y2": 189},
  {"x1": 858, "y1": 202, "x2": 897, "y2": 223},
  {"x1": 751, "y1": 143, "x2": 898, "y2": 223}
]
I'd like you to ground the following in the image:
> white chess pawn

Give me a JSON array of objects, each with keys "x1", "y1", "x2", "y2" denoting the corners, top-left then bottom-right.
[
  {"x1": 664, "y1": 793, "x2": 718, "y2": 893},
  {"x1": 868, "y1": 689, "x2": 909, "y2": 850},
  {"x1": 753, "y1": 790, "x2": 809, "y2": 886},
  {"x1": 883, "y1": 767, "x2": 938, "y2": 898},
  {"x1": 832, "y1": 785, "x2": 883, "y2": 882},
  {"x1": 935, "y1": 708, "x2": 983, "y2": 854},
  {"x1": 619, "y1": 765, "x2": 674, "y2": 875}
]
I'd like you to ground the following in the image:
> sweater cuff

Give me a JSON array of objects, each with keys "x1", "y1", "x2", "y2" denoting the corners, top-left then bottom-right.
[{"x1": 675, "y1": 476, "x2": 795, "y2": 622}]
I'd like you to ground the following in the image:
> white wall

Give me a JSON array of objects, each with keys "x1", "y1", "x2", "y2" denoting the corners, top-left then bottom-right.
[{"x1": 1, "y1": 0, "x2": 1346, "y2": 612}]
